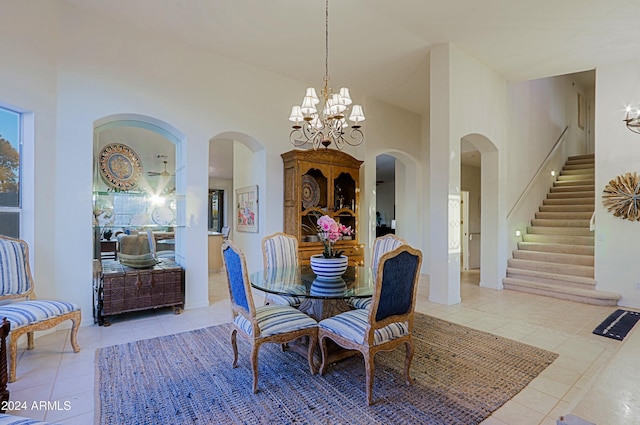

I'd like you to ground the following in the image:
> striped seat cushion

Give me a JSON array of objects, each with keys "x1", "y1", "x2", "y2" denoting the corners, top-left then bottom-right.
[
  {"x1": 347, "y1": 297, "x2": 372, "y2": 310},
  {"x1": 0, "y1": 413, "x2": 58, "y2": 425},
  {"x1": 0, "y1": 300, "x2": 80, "y2": 330},
  {"x1": 318, "y1": 308, "x2": 408, "y2": 345},
  {"x1": 265, "y1": 294, "x2": 303, "y2": 307},
  {"x1": 234, "y1": 305, "x2": 316, "y2": 337}
]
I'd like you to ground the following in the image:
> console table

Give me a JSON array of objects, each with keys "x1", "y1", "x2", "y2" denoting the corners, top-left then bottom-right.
[{"x1": 94, "y1": 258, "x2": 184, "y2": 326}]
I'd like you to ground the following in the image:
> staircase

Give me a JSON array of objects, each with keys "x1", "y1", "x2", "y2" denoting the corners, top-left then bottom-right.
[{"x1": 503, "y1": 154, "x2": 621, "y2": 306}]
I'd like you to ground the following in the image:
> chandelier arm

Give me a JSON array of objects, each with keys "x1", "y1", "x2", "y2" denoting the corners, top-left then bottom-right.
[
  {"x1": 344, "y1": 128, "x2": 364, "y2": 146},
  {"x1": 289, "y1": 128, "x2": 309, "y2": 147}
]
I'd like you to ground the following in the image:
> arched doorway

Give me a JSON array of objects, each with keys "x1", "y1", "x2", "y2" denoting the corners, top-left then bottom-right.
[{"x1": 460, "y1": 133, "x2": 502, "y2": 289}]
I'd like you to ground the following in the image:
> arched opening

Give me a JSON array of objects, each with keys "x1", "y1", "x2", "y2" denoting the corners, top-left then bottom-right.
[
  {"x1": 460, "y1": 133, "x2": 501, "y2": 290},
  {"x1": 93, "y1": 114, "x2": 185, "y2": 263},
  {"x1": 372, "y1": 150, "x2": 420, "y2": 255},
  {"x1": 207, "y1": 131, "x2": 266, "y2": 302}
]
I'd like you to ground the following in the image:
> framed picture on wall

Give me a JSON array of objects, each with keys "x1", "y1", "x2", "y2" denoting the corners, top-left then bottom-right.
[{"x1": 236, "y1": 185, "x2": 258, "y2": 232}]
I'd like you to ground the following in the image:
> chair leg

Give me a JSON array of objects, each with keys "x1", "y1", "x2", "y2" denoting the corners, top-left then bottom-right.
[
  {"x1": 404, "y1": 340, "x2": 414, "y2": 386},
  {"x1": 306, "y1": 334, "x2": 318, "y2": 375},
  {"x1": 69, "y1": 311, "x2": 81, "y2": 353},
  {"x1": 26, "y1": 332, "x2": 34, "y2": 350},
  {"x1": 250, "y1": 343, "x2": 260, "y2": 394},
  {"x1": 8, "y1": 334, "x2": 17, "y2": 383},
  {"x1": 318, "y1": 335, "x2": 328, "y2": 375},
  {"x1": 364, "y1": 352, "x2": 375, "y2": 406},
  {"x1": 231, "y1": 330, "x2": 239, "y2": 368}
]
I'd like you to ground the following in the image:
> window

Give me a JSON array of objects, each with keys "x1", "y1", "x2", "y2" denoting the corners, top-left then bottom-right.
[{"x1": 0, "y1": 106, "x2": 21, "y2": 238}]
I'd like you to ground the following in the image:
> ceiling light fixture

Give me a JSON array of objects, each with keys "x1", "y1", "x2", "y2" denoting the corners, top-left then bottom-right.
[
  {"x1": 288, "y1": 0, "x2": 365, "y2": 150},
  {"x1": 624, "y1": 105, "x2": 640, "y2": 134}
]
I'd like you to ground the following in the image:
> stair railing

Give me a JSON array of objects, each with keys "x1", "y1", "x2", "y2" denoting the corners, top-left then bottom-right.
[{"x1": 507, "y1": 126, "x2": 569, "y2": 220}]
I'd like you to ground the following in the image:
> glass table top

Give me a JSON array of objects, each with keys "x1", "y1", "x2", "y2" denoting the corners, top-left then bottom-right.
[{"x1": 249, "y1": 265, "x2": 374, "y2": 300}]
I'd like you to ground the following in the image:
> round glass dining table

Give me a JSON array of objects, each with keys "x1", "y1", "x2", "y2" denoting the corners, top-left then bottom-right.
[{"x1": 249, "y1": 266, "x2": 374, "y2": 321}]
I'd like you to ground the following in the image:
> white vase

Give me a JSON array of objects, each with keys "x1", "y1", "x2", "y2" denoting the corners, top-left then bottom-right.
[{"x1": 310, "y1": 254, "x2": 348, "y2": 281}]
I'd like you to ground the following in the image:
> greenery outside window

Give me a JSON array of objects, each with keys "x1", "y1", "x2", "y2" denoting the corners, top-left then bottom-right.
[{"x1": 0, "y1": 106, "x2": 21, "y2": 238}]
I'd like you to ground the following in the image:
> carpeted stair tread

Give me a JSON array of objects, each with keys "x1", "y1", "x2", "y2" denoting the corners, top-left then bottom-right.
[
  {"x1": 512, "y1": 249, "x2": 594, "y2": 266},
  {"x1": 562, "y1": 163, "x2": 594, "y2": 170},
  {"x1": 553, "y1": 179, "x2": 595, "y2": 187},
  {"x1": 567, "y1": 153, "x2": 595, "y2": 161},
  {"x1": 547, "y1": 191, "x2": 595, "y2": 199},
  {"x1": 526, "y1": 226, "x2": 594, "y2": 236},
  {"x1": 507, "y1": 258, "x2": 593, "y2": 277},
  {"x1": 543, "y1": 198, "x2": 596, "y2": 205},
  {"x1": 556, "y1": 175, "x2": 594, "y2": 182},
  {"x1": 560, "y1": 168, "x2": 594, "y2": 176},
  {"x1": 539, "y1": 205, "x2": 594, "y2": 212},
  {"x1": 522, "y1": 233, "x2": 594, "y2": 245},
  {"x1": 505, "y1": 267, "x2": 596, "y2": 288},
  {"x1": 517, "y1": 241, "x2": 594, "y2": 256},
  {"x1": 534, "y1": 211, "x2": 593, "y2": 220},
  {"x1": 530, "y1": 219, "x2": 591, "y2": 227},
  {"x1": 502, "y1": 278, "x2": 620, "y2": 306},
  {"x1": 550, "y1": 185, "x2": 595, "y2": 193}
]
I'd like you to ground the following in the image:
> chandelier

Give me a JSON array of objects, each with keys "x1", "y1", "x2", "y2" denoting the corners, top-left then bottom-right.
[
  {"x1": 624, "y1": 105, "x2": 640, "y2": 134},
  {"x1": 288, "y1": 0, "x2": 365, "y2": 150}
]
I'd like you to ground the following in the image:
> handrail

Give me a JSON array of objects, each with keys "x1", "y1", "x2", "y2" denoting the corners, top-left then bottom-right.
[{"x1": 507, "y1": 126, "x2": 569, "y2": 219}]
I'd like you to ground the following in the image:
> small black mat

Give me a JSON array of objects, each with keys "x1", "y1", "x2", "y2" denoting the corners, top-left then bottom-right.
[{"x1": 592, "y1": 309, "x2": 640, "y2": 341}]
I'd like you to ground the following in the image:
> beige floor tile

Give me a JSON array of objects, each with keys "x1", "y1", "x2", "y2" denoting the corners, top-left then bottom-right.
[
  {"x1": 491, "y1": 401, "x2": 547, "y2": 425},
  {"x1": 512, "y1": 387, "x2": 560, "y2": 415}
]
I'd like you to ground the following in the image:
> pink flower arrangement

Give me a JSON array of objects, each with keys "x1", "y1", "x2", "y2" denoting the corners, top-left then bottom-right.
[{"x1": 316, "y1": 215, "x2": 352, "y2": 258}]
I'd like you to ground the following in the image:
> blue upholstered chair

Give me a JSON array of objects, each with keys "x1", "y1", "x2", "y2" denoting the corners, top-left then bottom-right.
[
  {"x1": 221, "y1": 241, "x2": 318, "y2": 393},
  {"x1": 348, "y1": 234, "x2": 405, "y2": 310},
  {"x1": 261, "y1": 233, "x2": 303, "y2": 307},
  {"x1": 0, "y1": 236, "x2": 81, "y2": 382},
  {"x1": 318, "y1": 244, "x2": 422, "y2": 405}
]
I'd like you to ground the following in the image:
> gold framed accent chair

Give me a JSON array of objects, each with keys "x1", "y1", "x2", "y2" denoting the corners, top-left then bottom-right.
[
  {"x1": 221, "y1": 240, "x2": 318, "y2": 393},
  {"x1": 0, "y1": 236, "x2": 81, "y2": 382},
  {"x1": 318, "y1": 244, "x2": 422, "y2": 405}
]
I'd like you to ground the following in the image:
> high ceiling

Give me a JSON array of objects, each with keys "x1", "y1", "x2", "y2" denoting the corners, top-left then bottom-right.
[
  {"x1": 68, "y1": 0, "x2": 637, "y2": 176},
  {"x1": 62, "y1": 0, "x2": 638, "y2": 117}
]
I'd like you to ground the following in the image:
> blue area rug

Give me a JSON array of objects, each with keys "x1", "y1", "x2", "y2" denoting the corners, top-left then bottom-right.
[
  {"x1": 95, "y1": 313, "x2": 558, "y2": 425},
  {"x1": 592, "y1": 309, "x2": 640, "y2": 341}
]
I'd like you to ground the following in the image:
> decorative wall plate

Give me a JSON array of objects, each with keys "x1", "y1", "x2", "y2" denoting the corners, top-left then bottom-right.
[
  {"x1": 602, "y1": 172, "x2": 640, "y2": 221},
  {"x1": 99, "y1": 143, "x2": 143, "y2": 190},
  {"x1": 301, "y1": 174, "x2": 320, "y2": 209}
]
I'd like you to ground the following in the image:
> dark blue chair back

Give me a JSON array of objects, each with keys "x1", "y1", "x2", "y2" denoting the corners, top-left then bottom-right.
[{"x1": 375, "y1": 248, "x2": 421, "y2": 322}]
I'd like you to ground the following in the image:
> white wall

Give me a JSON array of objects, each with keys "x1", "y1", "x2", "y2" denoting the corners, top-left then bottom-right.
[
  {"x1": 594, "y1": 61, "x2": 640, "y2": 308},
  {"x1": 360, "y1": 98, "x2": 422, "y2": 263}
]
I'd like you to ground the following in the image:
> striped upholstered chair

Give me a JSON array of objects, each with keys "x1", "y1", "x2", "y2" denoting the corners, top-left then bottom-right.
[
  {"x1": 221, "y1": 241, "x2": 318, "y2": 393},
  {"x1": 318, "y1": 244, "x2": 422, "y2": 405},
  {"x1": 0, "y1": 235, "x2": 81, "y2": 382},
  {"x1": 261, "y1": 233, "x2": 304, "y2": 307},
  {"x1": 348, "y1": 234, "x2": 405, "y2": 310}
]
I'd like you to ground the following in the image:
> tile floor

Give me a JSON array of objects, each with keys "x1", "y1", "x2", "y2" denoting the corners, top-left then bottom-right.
[{"x1": 7, "y1": 270, "x2": 639, "y2": 424}]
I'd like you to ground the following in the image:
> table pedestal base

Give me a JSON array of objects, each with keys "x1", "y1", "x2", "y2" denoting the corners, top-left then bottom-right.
[{"x1": 289, "y1": 298, "x2": 360, "y2": 367}]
